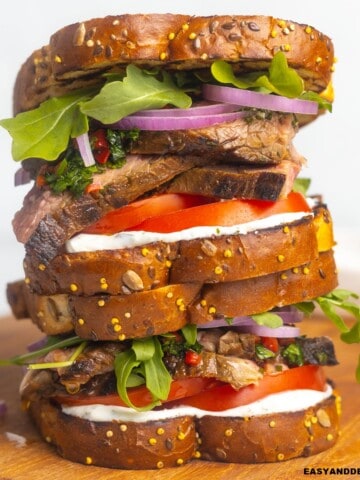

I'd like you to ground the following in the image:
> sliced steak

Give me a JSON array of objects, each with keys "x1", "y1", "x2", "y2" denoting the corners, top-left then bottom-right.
[
  {"x1": 167, "y1": 160, "x2": 300, "y2": 201},
  {"x1": 13, "y1": 154, "x2": 206, "y2": 263},
  {"x1": 130, "y1": 113, "x2": 305, "y2": 165}
]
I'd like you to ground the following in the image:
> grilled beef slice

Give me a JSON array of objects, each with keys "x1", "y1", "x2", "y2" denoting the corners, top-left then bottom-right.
[
  {"x1": 130, "y1": 113, "x2": 304, "y2": 165},
  {"x1": 13, "y1": 154, "x2": 207, "y2": 263},
  {"x1": 167, "y1": 160, "x2": 300, "y2": 201}
]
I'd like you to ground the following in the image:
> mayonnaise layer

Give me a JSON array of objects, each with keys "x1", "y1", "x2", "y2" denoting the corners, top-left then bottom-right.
[
  {"x1": 61, "y1": 384, "x2": 332, "y2": 423},
  {"x1": 66, "y1": 211, "x2": 311, "y2": 253}
]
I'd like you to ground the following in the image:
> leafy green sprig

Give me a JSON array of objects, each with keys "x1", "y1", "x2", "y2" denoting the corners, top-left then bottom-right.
[
  {"x1": 295, "y1": 289, "x2": 360, "y2": 381},
  {"x1": 114, "y1": 325, "x2": 198, "y2": 411},
  {"x1": 0, "y1": 335, "x2": 85, "y2": 369}
]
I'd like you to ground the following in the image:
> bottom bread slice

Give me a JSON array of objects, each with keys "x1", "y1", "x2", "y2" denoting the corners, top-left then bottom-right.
[{"x1": 24, "y1": 387, "x2": 341, "y2": 470}]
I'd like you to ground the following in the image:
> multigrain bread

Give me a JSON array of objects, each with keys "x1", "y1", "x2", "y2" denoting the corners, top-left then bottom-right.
[
  {"x1": 22, "y1": 213, "x2": 318, "y2": 296},
  {"x1": 13, "y1": 14, "x2": 334, "y2": 114},
  {"x1": 24, "y1": 392, "x2": 340, "y2": 469},
  {"x1": 8, "y1": 250, "x2": 337, "y2": 339}
]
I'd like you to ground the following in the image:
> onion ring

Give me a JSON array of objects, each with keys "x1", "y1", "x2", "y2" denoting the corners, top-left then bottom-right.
[{"x1": 203, "y1": 84, "x2": 318, "y2": 115}]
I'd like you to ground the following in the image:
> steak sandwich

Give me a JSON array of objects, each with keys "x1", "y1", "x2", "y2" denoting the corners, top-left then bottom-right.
[{"x1": 2, "y1": 13, "x2": 358, "y2": 470}]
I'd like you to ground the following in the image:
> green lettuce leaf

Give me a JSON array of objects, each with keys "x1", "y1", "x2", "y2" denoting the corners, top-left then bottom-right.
[
  {"x1": 210, "y1": 51, "x2": 304, "y2": 98},
  {"x1": 0, "y1": 89, "x2": 94, "y2": 161},
  {"x1": 80, "y1": 65, "x2": 192, "y2": 124}
]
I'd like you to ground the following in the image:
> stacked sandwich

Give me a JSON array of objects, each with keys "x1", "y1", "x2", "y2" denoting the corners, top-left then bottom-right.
[{"x1": 3, "y1": 14, "x2": 344, "y2": 469}]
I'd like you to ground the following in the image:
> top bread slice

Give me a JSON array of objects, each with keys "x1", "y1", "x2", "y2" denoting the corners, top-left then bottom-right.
[{"x1": 13, "y1": 14, "x2": 334, "y2": 113}]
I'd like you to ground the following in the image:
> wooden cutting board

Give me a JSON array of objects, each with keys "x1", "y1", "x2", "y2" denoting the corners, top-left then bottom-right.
[{"x1": 0, "y1": 313, "x2": 359, "y2": 480}]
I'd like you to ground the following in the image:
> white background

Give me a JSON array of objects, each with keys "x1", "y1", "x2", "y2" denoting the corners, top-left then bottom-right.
[{"x1": 0, "y1": 0, "x2": 359, "y2": 316}]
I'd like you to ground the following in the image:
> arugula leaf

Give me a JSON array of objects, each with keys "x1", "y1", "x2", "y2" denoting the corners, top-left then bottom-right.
[
  {"x1": 114, "y1": 336, "x2": 171, "y2": 411},
  {"x1": 341, "y1": 322, "x2": 360, "y2": 344},
  {"x1": 143, "y1": 337, "x2": 172, "y2": 401},
  {"x1": 132, "y1": 337, "x2": 156, "y2": 362},
  {"x1": 294, "y1": 289, "x2": 360, "y2": 382},
  {"x1": 301, "y1": 91, "x2": 333, "y2": 112},
  {"x1": 251, "y1": 312, "x2": 283, "y2": 328},
  {"x1": 261, "y1": 50, "x2": 304, "y2": 97},
  {"x1": 0, "y1": 89, "x2": 94, "y2": 161},
  {"x1": 210, "y1": 60, "x2": 255, "y2": 89},
  {"x1": 114, "y1": 349, "x2": 158, "y2": 411},
  {"x1": 294, "y1": 301, "x2": 316, "y2": 316},
  {"x1": 211, "y1": 52, "x2": 304, "y2": 98},
  {"x1": 80, "y1": 65, "x2": 192, "y2": 124},
  {"x1": 28, "y1": 341, "x2": 87, "y2": 370},
  {"x1": 0, "y1": 335, "x2": 83, "y2": 366},
  {"x1": 293, "y1": 177, "x2": 311, "y2": 196},
  {"x1": 181, "y1": 324, "x2": 198, "y2": 345}
]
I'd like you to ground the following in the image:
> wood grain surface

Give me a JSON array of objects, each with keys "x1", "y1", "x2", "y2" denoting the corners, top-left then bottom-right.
[{"x1": 0, "y1": 312, "x2": 359, "y2": 480}]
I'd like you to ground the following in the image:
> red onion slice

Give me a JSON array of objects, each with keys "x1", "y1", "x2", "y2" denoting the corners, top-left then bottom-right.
[
  {"x1": 27, "y1": 336, "x2": 48, "y2": 352},
  {"x1": 14, "y1": 167, "x2": 32, "y2": 186},
  {"x1": 111, "y1": 110, "x2": 246, "y2": 131},
  {"x1": 203, "y1": 84, "x2": 318, "y2": 115},
  {"x1": 199, "y1": 309, "x2": 303, "y2": 330},
  {"x1": 236, "y1": 324, "x2": 300, "y2": 338},
  {"x1": 76, "y1": 132, "x2": 96, "y2": 166},
  {"x1": 130, "y1": 102, "x2": 240, "y2": 117}
]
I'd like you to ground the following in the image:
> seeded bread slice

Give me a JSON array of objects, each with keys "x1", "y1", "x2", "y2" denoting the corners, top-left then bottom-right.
[
  {"x1": 13, "y1": 14, "x2": 334, "y2": 113},
  {"x1": 190, "y1": 250, "x2": 337, "y2": 325},
  {"x1": 24, "y1": 390, "x2": 340, "y2": 469},
  {"x1": 9, "y1": 250, "x2": 337, "y2": 339},
  {"x1": 22, "y1": 213, "x2": 318, "y2": 296}
]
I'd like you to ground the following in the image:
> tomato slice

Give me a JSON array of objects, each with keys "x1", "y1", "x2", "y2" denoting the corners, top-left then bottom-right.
[
  {"x1": 133, "y1": 192, "x2": 310, "y2": 234},
  {"x1": 173, "y1": 365, "x2": 327, "y2": 411},
  {"x1": 55, "y1": 365, "x2": 325, "y2": 412},
  {"x1": 83, "y1": 191, "x2": 310, "y2": 235},
  {"x1": 83, "y1": 194, "x2": 212, "y2": 234},
  {"x1": 55, "y1": 377, "x2": 220, "y2": 408}
]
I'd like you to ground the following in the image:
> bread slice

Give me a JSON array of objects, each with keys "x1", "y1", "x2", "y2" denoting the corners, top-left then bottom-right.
[
  {"x1": 14, "y1": 14, "x2": 334, "y2": 114},
  {"x1": 190, "y1": 249, "x2": 337, "y2": 325},
  {"x1": 24, "y1": 390, "x2": 340, "y2": 469},
  {"x1": 23, "y1": 213, "x2": 321, "y2": 296},
  {"x1": 9, "y1": 249, "x2": 337, "y2": 339}
]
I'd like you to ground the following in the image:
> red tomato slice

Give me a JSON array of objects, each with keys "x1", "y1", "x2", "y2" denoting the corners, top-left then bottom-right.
[
  {"x1": 83, "y1": 192, "x2": 310, "y2": 235},
  {"x1": 55, "y1": 377, "x2": 220, "y2": 408},
  {"x1": 83, "y1": 194, "x2": 212, "y2": 234},
  {"x1": 55, "y1": 365, "x2": 325, "y2": 411},
  {"x1": 174, "y1": 365, "x2": 327, "y2": 411}
]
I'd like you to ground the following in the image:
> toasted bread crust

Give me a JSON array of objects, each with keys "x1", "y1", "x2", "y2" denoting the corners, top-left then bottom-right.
[
  {"x1": 13, "y1": 14, "x2": 334, "y2": 113},
  {"x1": 25, "y1": 392, "x2": 340, "y2": 469}
]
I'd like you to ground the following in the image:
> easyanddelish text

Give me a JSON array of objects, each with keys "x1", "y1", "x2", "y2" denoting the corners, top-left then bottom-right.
[{"x1": 304, "y1": 467, "x2": 360, "y2": 475}]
